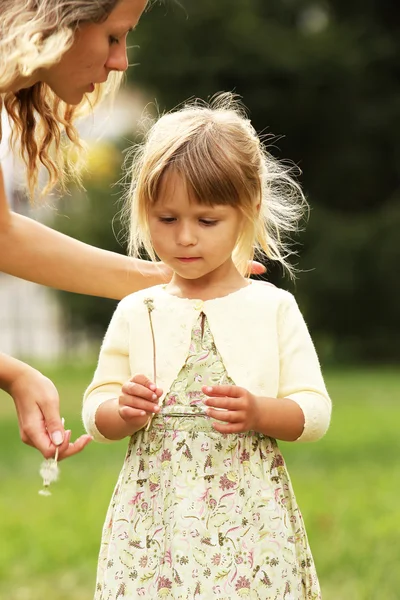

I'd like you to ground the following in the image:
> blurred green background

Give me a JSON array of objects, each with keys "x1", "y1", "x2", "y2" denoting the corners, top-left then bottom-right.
[
  {"x1": 2, "y1": 0, "x2": 400, "y2": 598},
  {"x1": 1, "y1": 367, "x2": 400, "y2": 599}
]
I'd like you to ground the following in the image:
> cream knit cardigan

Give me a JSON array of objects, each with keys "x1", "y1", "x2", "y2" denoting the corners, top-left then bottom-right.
[{"x1": 83, "y1": 281, "x2": 331, "y2": 443}]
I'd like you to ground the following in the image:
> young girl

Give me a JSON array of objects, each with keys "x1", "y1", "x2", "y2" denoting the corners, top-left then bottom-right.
[{"x1": 83, "y1": 93, "x2": 331, "y2": 599}]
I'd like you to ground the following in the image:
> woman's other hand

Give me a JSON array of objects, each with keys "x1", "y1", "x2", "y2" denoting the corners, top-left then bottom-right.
[{"x1": 10, "y1": 364, "x2": 91, "y2": 460}]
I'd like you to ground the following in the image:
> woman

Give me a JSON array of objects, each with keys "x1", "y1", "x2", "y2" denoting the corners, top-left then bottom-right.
[
  {"x1": 0, "y1": 0, "x2": 160, "y2": 460},
  {"x1": 0, "y1": 0, "x2": 266, "y2": 459}
]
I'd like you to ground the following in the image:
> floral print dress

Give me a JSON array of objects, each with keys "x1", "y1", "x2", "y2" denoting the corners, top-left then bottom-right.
[{"x1": 94, "y1": 313, "x2": 321, "y2": 600}]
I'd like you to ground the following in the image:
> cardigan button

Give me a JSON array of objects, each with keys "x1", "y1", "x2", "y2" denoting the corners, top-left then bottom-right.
[{"x1": 194, "y1": 300, "x2": 204, "y2": 311}]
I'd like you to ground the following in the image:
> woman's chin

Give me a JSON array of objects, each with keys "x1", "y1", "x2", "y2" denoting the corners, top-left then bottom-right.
[{"x1": 47, "y1": 84, "x2": 86, "y2": 106}]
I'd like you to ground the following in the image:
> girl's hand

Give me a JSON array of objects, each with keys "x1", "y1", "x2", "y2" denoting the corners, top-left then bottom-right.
[
  {"x1": 202, "y1": 384, "x2": 261, "y2": 434},
  {"x1": 10, "y1": 368, "x2": 92, "y2": 460},
  {"x1": 118, "y1": 374, "x2": 163, "y2": 431}
]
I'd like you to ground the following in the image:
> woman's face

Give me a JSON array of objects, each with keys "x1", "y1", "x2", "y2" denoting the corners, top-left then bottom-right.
[{"x1": 42, "y1": 0, "x2": 148, "y2": 105}]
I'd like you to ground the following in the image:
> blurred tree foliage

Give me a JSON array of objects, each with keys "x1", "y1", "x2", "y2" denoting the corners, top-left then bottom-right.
[
  {"x1": 53, "y1": 142, "x2": 123, "y2": 337},
  {"x1": 56, "y1": 0, "x2": 400, "y2": 363},
  {"x1": 129, "y1": 0, "x2": 400, "y2": 362}
]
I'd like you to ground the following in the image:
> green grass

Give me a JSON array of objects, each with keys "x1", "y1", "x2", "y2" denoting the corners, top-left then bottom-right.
[{"x1": 0, "y1": 365, "x2": 399, "y2": 599}]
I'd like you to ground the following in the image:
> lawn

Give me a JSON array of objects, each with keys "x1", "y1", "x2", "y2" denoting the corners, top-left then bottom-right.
[{"x1": 0, "y1": 364, "x2": 399, "y2": 599}]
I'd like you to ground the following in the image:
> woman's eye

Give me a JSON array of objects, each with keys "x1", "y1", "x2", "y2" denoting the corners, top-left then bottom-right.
[{"x1": 109, "y1": 36, "x2": 119, "y2": 45}]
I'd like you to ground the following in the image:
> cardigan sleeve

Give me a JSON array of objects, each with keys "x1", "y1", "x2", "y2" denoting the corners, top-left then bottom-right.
[
  {"x1": 82, "y1": 302, "x2": 131, "y2": 443},
  {"x1": 277, "y1": 293, "x2": 331, "y2": 442}
]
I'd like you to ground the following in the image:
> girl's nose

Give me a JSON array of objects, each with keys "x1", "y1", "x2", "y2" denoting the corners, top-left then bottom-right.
[{"x1": 177, "y1": 223, "x2": 197, "y2": 246}]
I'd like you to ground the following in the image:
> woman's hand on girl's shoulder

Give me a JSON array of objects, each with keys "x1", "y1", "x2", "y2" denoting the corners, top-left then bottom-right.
[{"x1": 248, "y1": 260, "x2": 266, "y2": 275}]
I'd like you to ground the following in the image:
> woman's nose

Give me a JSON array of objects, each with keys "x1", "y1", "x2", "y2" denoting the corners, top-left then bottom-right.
[{"x1": 106, "y1": 42, "x2": 129, "y2": 72}]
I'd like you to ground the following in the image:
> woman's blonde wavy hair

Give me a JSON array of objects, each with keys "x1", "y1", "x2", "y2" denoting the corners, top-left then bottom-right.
[
  {"x1": 124, "y1": 93, "x2": 308, "y2": 279},
  {"x1": 0, "y1": 0, "x2": 126, "y2": 199}
]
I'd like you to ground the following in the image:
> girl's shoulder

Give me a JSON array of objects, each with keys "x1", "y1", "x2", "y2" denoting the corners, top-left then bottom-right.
[
  {"x1": 206, "y1": 281, "x2": 297, "y2": 321},
  {"x1": 117, "y1": 285, "x2": 166, "y2": 312},
  {"x1": 246, "y1": 280, "x2": 295, "y2": 305}
]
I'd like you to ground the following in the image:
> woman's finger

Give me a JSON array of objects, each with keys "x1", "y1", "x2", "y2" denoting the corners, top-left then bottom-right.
[
  {"x1": 248, "y1": 260, "x2": 266, "y2": 275},
  {"x1": 57, "y1": 434, "x2": 93, "y2": 461},
  {"x1": 39, "y1": 393, "x2": 65, "y2": 447},
  {"x1": 52, "y1": 429, "x2": 71, "y2": 457}
]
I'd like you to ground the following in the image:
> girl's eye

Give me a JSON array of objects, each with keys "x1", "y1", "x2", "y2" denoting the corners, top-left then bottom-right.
[
  {"x1": 109, "y1": 36, "x2": 119, "y2": 45},
  {"x1": 159, "y1": 217, "x2": 176, "y2": 224},
  {"x1": 200, "y1": 219, "x2": 218, "y2": 226}
]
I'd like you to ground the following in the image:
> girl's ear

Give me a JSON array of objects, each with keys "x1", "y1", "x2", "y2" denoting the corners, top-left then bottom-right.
[{"x1": 255, "y1": 202, "x2": 261, "y2": 213}]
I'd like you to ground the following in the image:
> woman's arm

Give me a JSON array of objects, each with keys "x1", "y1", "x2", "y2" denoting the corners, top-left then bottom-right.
[
  {"x1": 0, "y1": 213, "x2": 266, "y2": 299},
  {"x1": 0, "y1": 175, "x2": 91, "y2": 457},
  {"x1": 0, "y1": 212, "x2": 170, "y2": 299},
  {"x1": 0, "y1": 167, "x2": 168, "y2": 299}
]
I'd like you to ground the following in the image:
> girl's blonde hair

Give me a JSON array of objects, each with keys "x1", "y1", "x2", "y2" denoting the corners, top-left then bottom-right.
[
  {"x1": 124, "y1": 93, "x2": 308, "y2": 278},
  {"x1": 0, "y1": 0, "x2": 125, "y2": 198}
]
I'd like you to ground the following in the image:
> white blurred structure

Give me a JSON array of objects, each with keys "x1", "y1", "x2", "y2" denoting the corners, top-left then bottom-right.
[
  {"x1": 0, "y1": 89, "x2": 144, "y2": 360},
  {"x1": 0, "y1": 275, "x2": 64, "y2": 359},
  {"x1": 0, "y1": 111, "x2": 65, "y2": 360}
]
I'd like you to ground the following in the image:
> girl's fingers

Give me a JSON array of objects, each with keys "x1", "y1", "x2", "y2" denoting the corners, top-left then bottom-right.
[
  {"x1": 212, "y1": 421, "x2": 245, "y2": 434},
  {"x1": 120, "y1": 397, "x2": 160, "y2": 415},
  {"x1": 119, "y1": 406, "x2": 149, "y2": 421},
  {"x1": 130, "y1": 374, "x2": 162, "y2": 397},
  {"x1": 202, "y1": 384, "x2": 243, "y2": 398},
  {"x1": 204, "y1": 396, "x2": 242, "y2": 410},
  {"x1": 121, "y1": 381, "x2": 159, "y2": 403},
  {"x1": 130, "y1": 373, "x2": 155, "y2": 388},
  {"x1": 206, "y1": 408, "x2": 243, "y2": 423}
]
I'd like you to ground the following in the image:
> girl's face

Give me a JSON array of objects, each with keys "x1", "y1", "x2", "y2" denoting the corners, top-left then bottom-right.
[
  {"x1": 148, "y1": 170, "x2": 244, "y2": 291},
  {"x1": 41, "y1": 0, "x2": 147, "y2": 105}
]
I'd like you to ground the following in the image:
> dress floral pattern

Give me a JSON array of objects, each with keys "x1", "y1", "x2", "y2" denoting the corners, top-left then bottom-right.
[{"x1": 94, "y1": 313, "x2": 321, "y2": 600}]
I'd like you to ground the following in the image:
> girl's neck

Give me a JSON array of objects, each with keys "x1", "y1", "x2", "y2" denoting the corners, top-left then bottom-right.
[{"x1": 166, "y1": 265, "x2": 248, "y2": 301}]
